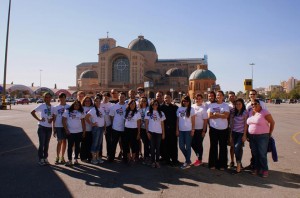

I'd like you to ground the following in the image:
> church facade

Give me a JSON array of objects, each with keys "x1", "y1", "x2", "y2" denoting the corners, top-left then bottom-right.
[{"x1": 76, "y1": 35, "x2": 218, "y2": 99}]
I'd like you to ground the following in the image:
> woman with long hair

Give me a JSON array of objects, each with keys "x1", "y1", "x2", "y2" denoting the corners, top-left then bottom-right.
[
  {"x1": 176, "y1": 95, "x2": 195, "y2": 169},
  {"x1": 231, "y1": 98, "x2": 248, "y2": 173},
  {"x1": 85, "y1": 96, "x2": 106, "y2": 164},
  {"x1": 138, "y1": 96, "x2": 151, "y2": 164},
  {"x1": 80, "y1": 96, "x2": 93, "y2": 162},
  {"x1": 62, "y1": 100, "x2": 86, "y2": 166},
  {"x1": 145, "y1": 99, "x2": 166, "y2": 168},
  {"x1": 124, "y1": 99, "x2": 141, "y2": 164}
]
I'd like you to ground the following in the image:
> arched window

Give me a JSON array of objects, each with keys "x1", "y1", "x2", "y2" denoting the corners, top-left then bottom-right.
[{"x1": 112, "y1": 56, "x2": 130, "y2": 82}]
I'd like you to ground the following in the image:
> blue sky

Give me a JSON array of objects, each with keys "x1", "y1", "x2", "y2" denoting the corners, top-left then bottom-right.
[{"x1": 0, "y1": 0, "x2": 299, "y2": 92}]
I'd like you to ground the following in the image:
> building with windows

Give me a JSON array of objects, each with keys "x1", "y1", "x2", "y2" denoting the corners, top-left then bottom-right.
[{"x1": 76, "y1": 35, "x2": 217, "y2": 98}]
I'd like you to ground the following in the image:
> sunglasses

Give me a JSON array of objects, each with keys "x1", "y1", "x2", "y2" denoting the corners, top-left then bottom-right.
[{"x1": 251, "y1": 103, "x2": 258, "y2": 106}]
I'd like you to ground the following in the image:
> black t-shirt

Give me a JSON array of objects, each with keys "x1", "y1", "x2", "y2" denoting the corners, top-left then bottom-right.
[{"x1": 161, "y1": 103, "x2": 178, "y2": 129}]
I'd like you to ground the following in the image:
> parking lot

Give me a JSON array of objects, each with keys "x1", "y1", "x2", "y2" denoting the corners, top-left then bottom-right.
[{"x1": 0, "y1": 103, "x2": 299, "y2": 197}]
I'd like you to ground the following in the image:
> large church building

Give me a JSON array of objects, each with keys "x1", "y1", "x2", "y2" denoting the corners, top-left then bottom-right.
[{"x1": 76, "y1": 35, "x2": 218, "y2": 98}]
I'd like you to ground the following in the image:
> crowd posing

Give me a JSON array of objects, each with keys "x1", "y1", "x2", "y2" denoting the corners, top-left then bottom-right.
[{"x1": 30, "y1": 88, "x2": 275, "y2": 177}]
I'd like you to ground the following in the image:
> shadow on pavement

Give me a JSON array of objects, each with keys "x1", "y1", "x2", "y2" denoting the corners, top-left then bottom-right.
[
  {"x1": 51, "y1": 159, "x2": 300, "y2": 195},
  {"x1": 0, "y1": 124, "x2": 72, "y2": 197}
]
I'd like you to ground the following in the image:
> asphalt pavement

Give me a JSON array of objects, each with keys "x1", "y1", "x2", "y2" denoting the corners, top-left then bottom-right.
[{"x1": 0, "y1": 103, "x2": 299, "y2": 198}]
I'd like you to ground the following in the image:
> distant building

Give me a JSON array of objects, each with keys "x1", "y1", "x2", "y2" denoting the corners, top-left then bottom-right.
[
  {"x1": 281, "y1": 77, "x2": 299, "y2": 93},
  {"x1": 76, "y1": 35, "x2": 217, "y2": 98}
]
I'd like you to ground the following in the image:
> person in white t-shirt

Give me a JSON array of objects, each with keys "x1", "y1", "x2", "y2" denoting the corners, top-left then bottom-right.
[
  {"x1": 62, "y1": 100, "x2": 86, "y2": 166},
  {"x1": 145, "y1": 99, "x2": 166, "y2": 168},
  {"x1": 138, "y1": 96, "x2": 150, "y2": 164},
  {"x1": 191, "y1": 93, "x2": 208, "y2": 167},
  {"x1": 31, "y1": 92, "x2": 55, "y2": 166},
  {"x1": 124, "y1": 99, "x2": 141, "y2": 164},
  {"x1": 80, "y1": 96, "x2": 93, "y2": 162},
  {"x1": 108, "y1": 92, "x2": 127, "y2": 162},
  {"x1": 101, "y1": 92, "x2": 114, "y2": 159},
  {"x1": 53, "y1": 93, "x2": 70, "y2": 164},
  {"x1": 176, "y1": 95, "x2": 196, "y2": 169},
  {"x1": 207, "y1": 90, "x2": 230, "y2": 170},
  {"x1": 85, "y1": 96, "x2": 106, "y2": 165}
]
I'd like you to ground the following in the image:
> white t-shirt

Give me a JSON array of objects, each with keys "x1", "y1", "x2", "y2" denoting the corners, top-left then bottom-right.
[
  {"x1": 87, "y1": 107, "x2": 105, "y2": 127},
  {"x1": 138, "y1": 107, "x2": 149, "y2": 129},
  {"x1": 34, "y1": 104, "x2": 55, "y2": 128},
  {"x1": 125, "y1": 111, "x2": 141, "y2": 128},
  {"x1": 83, "y1": 106, "x2": 93, "y2": 131},
  {"x1": 109, "y1": 103, "x2": 126, "y2": 131},
  {"x1": 192, "y1": 104, "x2": 208, "y2": 130},
  {"x1": 62, "y1": 110, "x2": 85, "y2": 133},
  {"x1": 101, "y1": 102, "x2": 113, "y2": 126},
  {"x1": 208, "y1": 102, "x2": 230, "y2": 130},
  {"x1": 176, "y1": 107, "x2": 195, "y2": 131},
  {"x1": 145, "y1": 110, "x2": 166, "y2": 134},
  {"x1": 53, "y1": 104, "x2": 70, "y2": 127},
  {"x1": 246, "y1": 100, "x2": 267, "y2": 112}
]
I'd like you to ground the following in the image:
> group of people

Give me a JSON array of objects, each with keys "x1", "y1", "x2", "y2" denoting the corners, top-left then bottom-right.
[{"x1": 31, "y1": 88, "x2": 275, "y2": 177}]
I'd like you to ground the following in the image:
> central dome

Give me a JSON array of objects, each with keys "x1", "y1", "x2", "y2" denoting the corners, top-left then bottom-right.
[{"x1": 128, "y1": 35, "x2": 157, "y2": 52}]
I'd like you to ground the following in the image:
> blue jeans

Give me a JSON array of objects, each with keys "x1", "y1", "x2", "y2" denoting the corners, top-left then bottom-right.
[
  {"x1": 232, "y1": 131, "x2": 244, "y2": 163},
  {"x1": 249, "y1": 133, "x2": 269, "y2": 171},
  {"x1": 179, "y1": 131, "x2": 192, "y2": 164},
  {"x1": 37, "y1": 125, "x2": 52, "y2": 160},
  {"x1": 91, "y1": 126, "x2": 104, "y2": 153}
]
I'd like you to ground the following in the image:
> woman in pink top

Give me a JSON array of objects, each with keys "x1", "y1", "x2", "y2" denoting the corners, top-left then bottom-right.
[{"x1": 247, "y1": 99, "x2": 275, "y2": 178}]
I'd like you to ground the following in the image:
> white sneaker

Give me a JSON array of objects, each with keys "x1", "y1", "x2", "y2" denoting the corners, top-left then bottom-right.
[
  {"x1": 44, "y1": 158, "x2": 50, "y2": 165},
  {"x1": 38, "y1": 159, "x2": 45, "y2": 166},
  {"x1": 180, "y1": 162, "x2": 191, "y2": 169},
  {"x1": 91, "y1": 159, "x2": 98, "y2": 165}
]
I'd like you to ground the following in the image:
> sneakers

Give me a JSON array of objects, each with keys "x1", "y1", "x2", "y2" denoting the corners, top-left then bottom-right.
[
  {"x1": 151, "y1": 162, "x2": 156, "y2": 168},
  {"x1": 91, "y1": 159, "x2": 99, "y2": 165},
  {"x1": 55, "y1": 157, "x2": 59, "y2": 164},
  {"x1": 60, "y1": 157, "x2": 66, "y2": 164},
  {"x1": 65, "y1": 161, "x2": 72, "y2": 166},
  {"x1": 44, "y1": 158, "x2": 50, "y2": 165},
  {"x1": 98, "y1": 158, "x2": 104, "y2": 164},
  {"x1": 180, "y1": 162, "x2": 191, "y2": 169},
  {"x1": 74, "y1": 159, "x2": 79, "y2": 165},
  {"x1": 38, "y1": 159, "x2": 45, "y2": 166},
  {"x1": 193, "y1": 160, "x2": 202, "y2": 167},
  {"x1": 228, "y1": 161, "x2": 234, "y2": 169},
  {"x1": 261, "y1": 171, "x2": 269, "y2": 178}
]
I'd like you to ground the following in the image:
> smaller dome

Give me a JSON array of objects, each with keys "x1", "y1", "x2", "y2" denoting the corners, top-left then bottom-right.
[
  {"x1": 80, "y1": 70, "x2": 98, "y2": 79},
  {"x1": 189, "y1": 69, "x2": 216, "y2": 80},
  {"x1": 166, "y1": 68, "x2": 185, "y2": 77}
]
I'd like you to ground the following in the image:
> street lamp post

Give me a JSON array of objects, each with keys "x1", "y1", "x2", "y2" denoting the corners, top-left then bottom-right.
[
  {"x1": 1, "y1": 0, "x2": 12, "y2": 110},
  {"x1": 250, "y1": 63, "x2": 255, "y2": 88}
]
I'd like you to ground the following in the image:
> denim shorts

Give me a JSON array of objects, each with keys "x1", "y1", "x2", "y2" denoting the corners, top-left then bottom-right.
[{"x1": 55, "y1": 127, "x2": 67, "y2": 141}]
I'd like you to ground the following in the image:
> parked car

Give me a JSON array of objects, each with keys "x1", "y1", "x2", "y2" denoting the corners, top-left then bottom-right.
[
  {"x1": 36, "y1": 99, "x2": 44, "y2": 104},
  {"x1": 28, "y1": 98, "x2": 37, "y2": 103},
  {"x1": 288, "y1": 99, "x2": 296, "y2": 104},
  {"x1": 16, "y1": 98, "x2": 29, "y2": 105},
  {"x1": 5, "y1": 98, "x2": 16, "y2": 105},
  {"x1": 274, "y1": 99, "x2": 282, "y2": 104}
]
